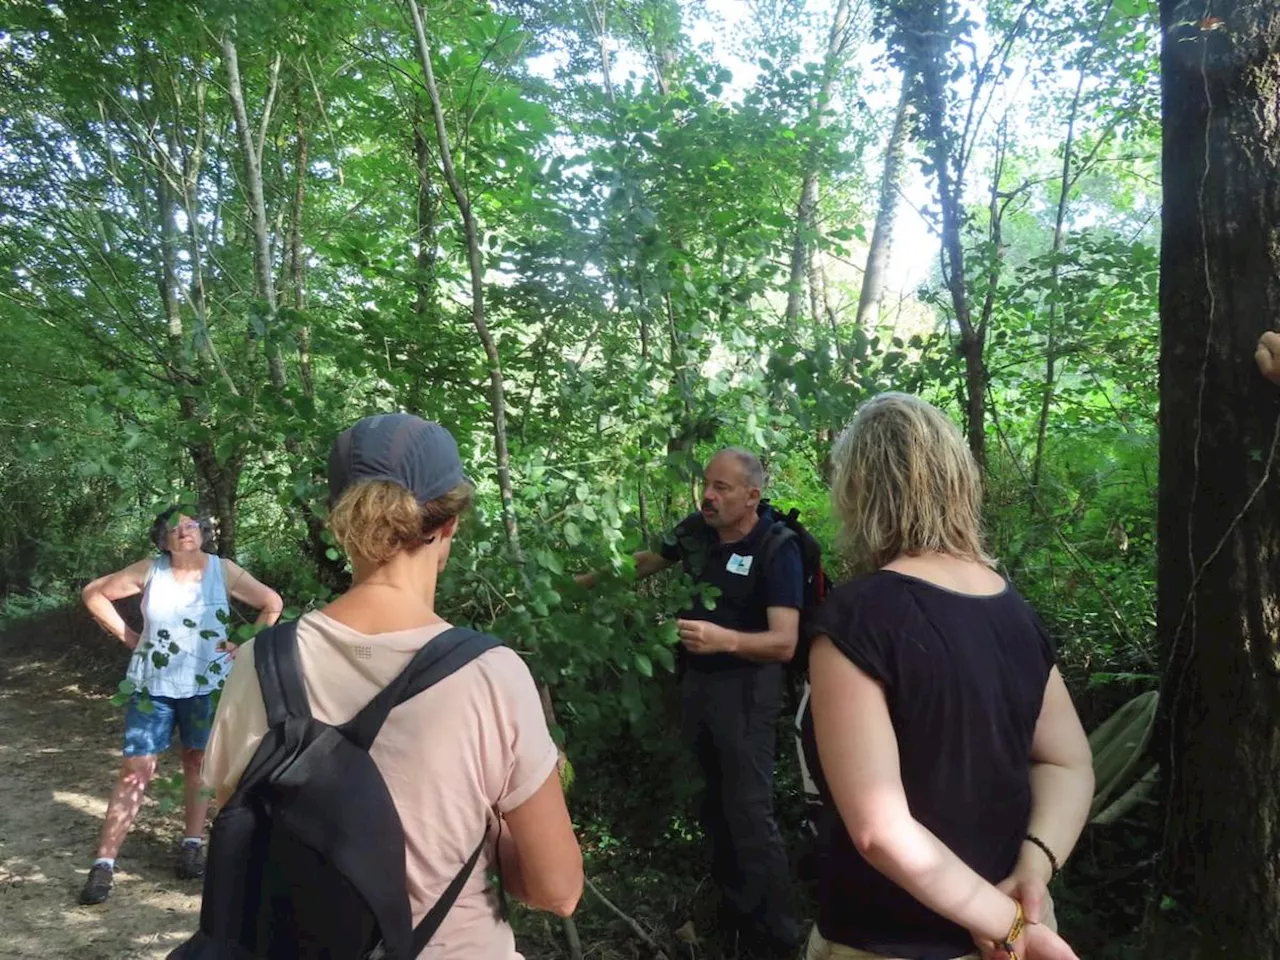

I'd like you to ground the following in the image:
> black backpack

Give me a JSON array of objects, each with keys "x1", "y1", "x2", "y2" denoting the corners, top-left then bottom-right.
[
  {"x1": 752, "y1": 503, "x2": 833, "y2": 871},
  {"x1": 168, "y1": 620, "x2": 501, "y2": 960},
  {"x1": 752, "y1": 500, "x2": 832, "y2": 678}
]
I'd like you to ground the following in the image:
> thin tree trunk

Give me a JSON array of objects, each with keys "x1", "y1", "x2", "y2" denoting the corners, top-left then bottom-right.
[
  {"x1": 188, "y1": 430, "x2": 243, "y2": 557},
  {"x1": 784, "y1": 0, "x2": 853, "y2": 329},
  {"x1": 407, "y1": 0, "x2": 521, "y2": 557},
  {"x1": 154, "y1": 126, "x2": 245, "y2": 553},
  {"x1": 785, "y1": 176, "x2": 819, "y2": 329},
  {"x1": 177, "y1": 101, "x2": 238, "y2": 398},
  {"x1": 856, "y1": 79, "x2": 911, "y2": 329},
  {"x1": 808, "y1": 205, "x2": 824, "y2": 343},
  {"x1": 1030, "y1": 4, "x2": 1114, "y2": 494},
  {"x1": 413, "y1": 105, "x2": 440, "y2": 324},
  {"x1": 221, "y1": 34, "x2": 285, "y2": 388},
  {"x1": 157, "y1": 160, "x2": 184, "y2": 347},
  {"x1": 289, "y1": 82, "x2": 313, "y2": 398},
  {"x1": 591, "y1": 0, "x2": 654, "y2": 536},
  {"x1": 1148, "y1": 5, "x2": 1280, "y2": 957},
  {"x1": 898, "y1": 0, "x2": 1035, "y2": 470},
  {"x1": 924, "y1": 74, "x2": 983, "y2": 466}
]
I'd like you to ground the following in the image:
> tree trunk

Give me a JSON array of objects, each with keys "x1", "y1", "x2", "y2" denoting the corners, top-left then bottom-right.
[
  {"x1": 157, "y1": 158, "x2": 184, "y2": 348},
  {"x1": 807, "y1": 205, "x2": 825, "y2": 344},
  {"x1": 1030, "y1": 4, "x2": 1113, "y2": 496},
  {"x1": 183, "y1": 395, "x2": 242, "y2": 557},
  {"x1": 221, "y1": 34, "x2": 285, "y2": 389},
  {"x1": 407, "y1": 0, "x2": 521, "y2": 558},
  {"x1": 1148, "y1": 4, "x2": 1280, "y2": 956},
  {"x1": 413, "y1": 104, "x2": 441, "y2": 325},
  {"x1": 289, "y1": 83, "x2": 313, "y2": 398},
  {"x1": 856, "y1": 79, "x2": 910, "y2": 329},
  {"x1": 784, "y1": 0, "x2": 853, "y2": 329}
]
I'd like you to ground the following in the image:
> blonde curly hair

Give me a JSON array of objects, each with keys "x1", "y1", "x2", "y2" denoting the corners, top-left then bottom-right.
[
  {"x1": 830, "y1": 392, "x2": 993, "y2": 573},
  {"x1": 328, "y1": 479, "x2": 473, "y2": 566}
]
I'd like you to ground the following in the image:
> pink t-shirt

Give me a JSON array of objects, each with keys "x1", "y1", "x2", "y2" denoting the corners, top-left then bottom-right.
[{"x1": 203, "y1": 611, "x2": 559, "y2": 959}]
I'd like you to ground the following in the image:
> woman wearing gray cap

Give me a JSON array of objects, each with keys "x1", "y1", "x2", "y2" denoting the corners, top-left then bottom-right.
[{"x1": 203, "y1": 413, "x2": 583, "y2": 958}]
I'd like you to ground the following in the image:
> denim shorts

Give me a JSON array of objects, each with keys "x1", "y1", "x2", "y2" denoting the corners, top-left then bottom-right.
[{"x1": 122, "y1": 693, "x2": 214, "y2": 758}]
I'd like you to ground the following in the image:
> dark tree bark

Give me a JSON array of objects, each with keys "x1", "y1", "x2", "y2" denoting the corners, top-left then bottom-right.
[
  {"x1": 1149, "y1": 4, "x2": 1280, "y2": 956},
  {"x1": 185, "y1": 408, "x2": 243, "y2": 557}
]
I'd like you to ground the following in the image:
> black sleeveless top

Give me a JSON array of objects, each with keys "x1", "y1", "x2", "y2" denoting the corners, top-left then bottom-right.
[{"x1": 805, "y1": 569, "x2": 1056, "y2": 959}]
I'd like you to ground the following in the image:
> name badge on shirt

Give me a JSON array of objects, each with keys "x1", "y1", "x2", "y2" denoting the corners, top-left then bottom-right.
[{"x1": 726, "y1": 553, "x2": 753, "y2": 576}]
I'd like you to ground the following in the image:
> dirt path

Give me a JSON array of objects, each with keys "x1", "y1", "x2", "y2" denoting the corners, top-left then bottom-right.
[{"x1": 0, "y1": 613, "x2": 201, "y2": 959}]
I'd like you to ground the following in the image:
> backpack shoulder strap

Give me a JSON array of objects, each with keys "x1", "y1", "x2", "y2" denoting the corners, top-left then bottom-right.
[
  {"x1": 253, "y1": 619, "x2": 309, "y2": 726},
  {"x1": 409, "y1": 830, "x2": 488, "y2": 955},
  {"x1": 753, "y1": 519, "x2": 798, "y2": 585},
  {"x1": 341, "y1": 626, "x2": 502, "y2": 751}
]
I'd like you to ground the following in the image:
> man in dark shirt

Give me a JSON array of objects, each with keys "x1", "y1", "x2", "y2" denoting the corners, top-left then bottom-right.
[{"x1": 578, "y1": 447, "x2": 804, "y2": 956}]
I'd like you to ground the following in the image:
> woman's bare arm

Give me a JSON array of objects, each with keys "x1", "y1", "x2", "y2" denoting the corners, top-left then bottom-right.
[
  {"x1": 499, "y1": 768, "x2": 583, "y2": 917},
  {"x1": 81, "y1": 559, "x2": 152, "y2": 648},
  {"x1": 1014, "y1": 667, "x2": 1095, "y2": 883},
  {"x1": 221, "y1": 559, "x2": 284, "y2": 626}
]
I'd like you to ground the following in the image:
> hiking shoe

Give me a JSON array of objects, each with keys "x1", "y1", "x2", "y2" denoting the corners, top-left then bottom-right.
[
  {"x1": 176, "y1": 842, "x2": 205, "y2": 880},
  {"x1": 78, "y1": 863, "x2": 114, "y2": 905}
]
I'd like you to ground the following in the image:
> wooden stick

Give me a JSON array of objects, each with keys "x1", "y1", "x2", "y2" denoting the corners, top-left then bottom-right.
[{"x1": 587, "y1": 877, "x2": 669, "y2": 959}]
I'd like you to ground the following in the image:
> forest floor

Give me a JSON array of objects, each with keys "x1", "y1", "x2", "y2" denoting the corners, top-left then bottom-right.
[{"x1": 0, "y1": 610, "x2": 201, "y2": 959}]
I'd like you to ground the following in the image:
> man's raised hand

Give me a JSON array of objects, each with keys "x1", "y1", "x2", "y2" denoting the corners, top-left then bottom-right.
[{"x1": 1255, "y1": 330, "x2": 1280, "y2": 385}]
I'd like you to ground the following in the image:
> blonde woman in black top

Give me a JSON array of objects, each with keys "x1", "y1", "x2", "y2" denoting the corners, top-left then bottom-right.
[{"x1": 804, "y1": 393, "x2": 1094, "y2": 960}]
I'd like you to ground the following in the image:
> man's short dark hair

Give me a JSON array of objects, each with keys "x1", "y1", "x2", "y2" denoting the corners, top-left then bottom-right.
[{"x1": 712, "y1": 447, "x2": 766, "y2": 490}]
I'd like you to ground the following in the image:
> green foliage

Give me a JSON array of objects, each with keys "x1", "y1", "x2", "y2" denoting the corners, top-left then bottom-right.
[{"x1": 0, "y1": 0, "x2": 1162, "y2": 954}]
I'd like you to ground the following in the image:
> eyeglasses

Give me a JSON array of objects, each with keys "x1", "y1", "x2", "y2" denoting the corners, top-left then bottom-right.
[{"x1": 172, "y1": 521, "x2": 202, "y2": 535}]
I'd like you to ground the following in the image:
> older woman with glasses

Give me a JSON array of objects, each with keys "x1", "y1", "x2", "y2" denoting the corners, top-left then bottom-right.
[{"x1": 76, "y1": 506, "x2": 282, "y2": 906}]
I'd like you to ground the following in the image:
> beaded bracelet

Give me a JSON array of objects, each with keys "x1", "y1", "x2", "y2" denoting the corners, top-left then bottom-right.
[{"x1": 1025, "y1": 833, "x2": 1061, "y2": 877}]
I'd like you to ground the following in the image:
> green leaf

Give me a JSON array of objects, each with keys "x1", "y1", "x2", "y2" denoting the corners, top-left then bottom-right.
[
  {"x1": 634, "y1": 652, "x2": 653, "y2": 678},
  {"x1": 535, "y1": 549, "x2": 564, "y2": 575},
  {"x1": 564, "y1": 522, "x2": 582, "y2": 547},
  {"x1": 182, "y1": 618, "x2": 197, "y2": 629},
  {"x1": 325, "y1": 547, "x2": 341, "y2": 561}
]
